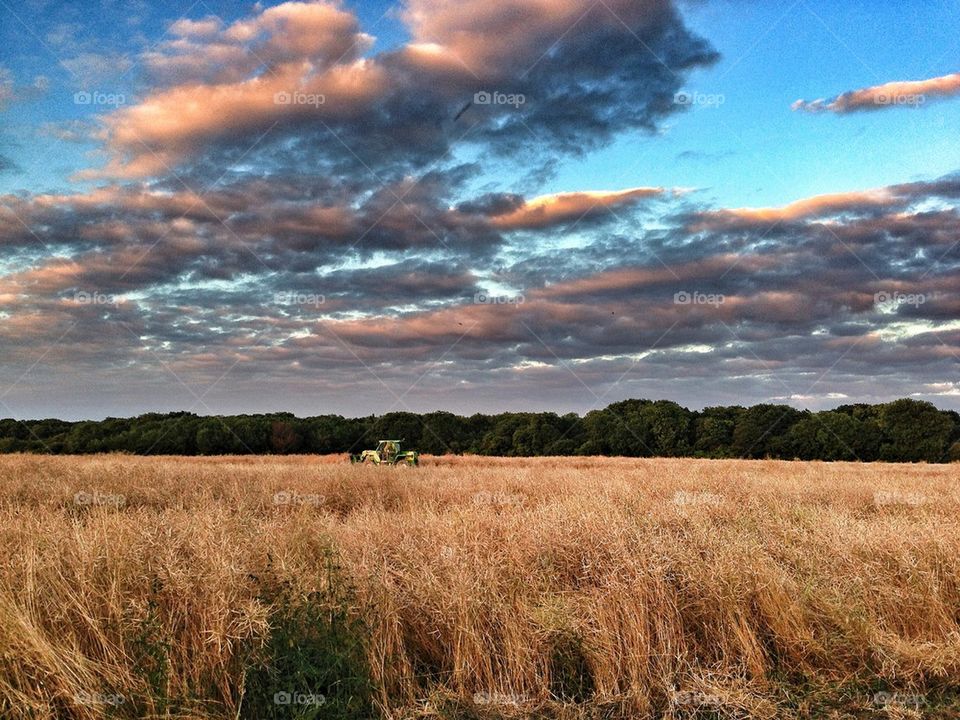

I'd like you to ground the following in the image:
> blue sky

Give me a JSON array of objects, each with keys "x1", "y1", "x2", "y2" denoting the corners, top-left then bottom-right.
[
  {"x1": 1, "y1": 0, "x2": 960, "y2": 419},
  {"x1": 4, "y1": 0, "x2": 959, "y2": 204}
]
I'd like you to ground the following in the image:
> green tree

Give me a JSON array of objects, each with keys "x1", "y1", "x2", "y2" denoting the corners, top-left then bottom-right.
[
  {"x1": 641, "y1": 400, "x2": 693, "y2": 456},
  {"x1": 732, "y1": 404, "x2": 806, "y2": 459},
  {"x1": 877, "y1": 399, "x2": 954, "y2": 462},
  {"x1": 196, "y1": 419, "x2": 232, "y2": 455},
  {"x1": 784, "y1": 412, "x2": 880, "y2": 461},
  {"x1": 693, "y1": 406, "x2": 744, "y2": 457}
]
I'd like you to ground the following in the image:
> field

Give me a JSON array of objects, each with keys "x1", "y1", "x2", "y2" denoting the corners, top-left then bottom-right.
[{"x1": 1, "y1": 455, "x2": 959, "y2": 719}]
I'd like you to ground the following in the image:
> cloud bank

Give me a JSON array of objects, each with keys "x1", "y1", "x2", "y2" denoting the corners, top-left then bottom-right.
[{"x1": 1, "y1": 0, "x2": 959, "y2": 418}]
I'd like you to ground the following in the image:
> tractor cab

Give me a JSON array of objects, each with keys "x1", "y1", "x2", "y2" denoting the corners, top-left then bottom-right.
[
  {"x1": 351, "y1": 439, "x2": 419, "y2": 466},
  {"x1": 376, "y1": 440, "x2": 400, "y2": 462}
]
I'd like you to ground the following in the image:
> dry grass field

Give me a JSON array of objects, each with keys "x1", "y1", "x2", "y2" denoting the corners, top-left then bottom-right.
[{"x1": 1, "y1": 454, "x2": 959, "y2": 719}]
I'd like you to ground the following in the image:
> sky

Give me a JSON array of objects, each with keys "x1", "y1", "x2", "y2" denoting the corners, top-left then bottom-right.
[{"x1": 1, "y1": 0, "x2": 959, "y2": 420}]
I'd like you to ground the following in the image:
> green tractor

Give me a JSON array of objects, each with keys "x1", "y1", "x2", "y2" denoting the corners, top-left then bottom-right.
[{"x1": 350, "y1": 439, "x2": 419, "y2": 467}]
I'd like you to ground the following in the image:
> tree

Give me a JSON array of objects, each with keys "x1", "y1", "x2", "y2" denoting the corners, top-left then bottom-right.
[
  {"x1": 784, "y1": 412, "x2": 880, "y2": 461},
  {"x1": 478, "y1": 414, "x2": 528, "y2": 455},
  {"x1": 877, "y1": 399, "x2": 954, "y2": 462},
  {"x1": 731, "y1": 405, "x2": 806, "y2": 459},
  {"x1": 419, "y1": 411, "x2": 470, "y2": 454},
  {"x1": 0, "y1": 399, "x2": 957, "y2": 461},
  {"x1": 511, "y1": 414, "x2": 563, "y2": 456},
  {"x1": 371, "y1": 412, "x2": 423, "y2": 448},
  {"x1": 270, "y1": 420, "x2": 302, "y2": 454},
  {"x1": 693, "y1": 406, "x2": 744, "y2": 457},
  {"x1": 196, "y1": 419, "x2": 232, "y2": 455},
  {"x1": 581, "y1": 406, "x2": 648, "y2": 456},
  {"x1": 642, "y1": 400, "x2": 693, "y2": 456}
]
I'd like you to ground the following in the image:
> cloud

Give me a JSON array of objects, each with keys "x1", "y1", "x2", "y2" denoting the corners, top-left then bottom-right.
[
  {"x1": 5, "y1": 171, "x2": 960, "y2": 415},
  {"x1": 793, "y1": 71, "x2": 960, "y2": 113},
  {"x1": 3, "y1": 2, "x2": 960, "y2": 416},
  {"x1": 60, "y1": 53, "x2": 135, "y2": 88},
  {"x1": 686, "y1": 178, "x2": 960, "y2": 230},
  {"x1": 80, "y1": 0, "x2": 717, "y2": 179},
  {"x1": 688, "y1": 188, "x2": 899, "y2": 228},
  {"x1": 486, "y1": 188, "x2": 666, "y2": 230}
]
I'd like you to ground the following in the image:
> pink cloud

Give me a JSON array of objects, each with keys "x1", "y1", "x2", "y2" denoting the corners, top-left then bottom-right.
[
  {"x1": 85, "y1": 1, "x2": 384, "y2": 179},
  {"x1": 689, "y1": 188, "x2": 899, "y2": 230},
  {"x1": 402, "y1": 0, "x2": 665, "y2": 77},
  {"x1": 489, "y1": 188, "x2": 665, "y2": 230},
  {"x1": 793, "y1": 72, "x2": 960, "y2": 113},
  {"x1": 84, "y1": 0, "x2": 704, "y2": 179}
]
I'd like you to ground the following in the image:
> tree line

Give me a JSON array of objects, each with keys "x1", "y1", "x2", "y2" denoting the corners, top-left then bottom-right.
[{"x1": 1, "y1": 398, "x2": 958, "y2": 462}]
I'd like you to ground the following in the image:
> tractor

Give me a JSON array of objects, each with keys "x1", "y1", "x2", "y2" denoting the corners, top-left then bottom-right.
[{"x1": 350, "y1": 439, "x2": 419, "y2": 467}]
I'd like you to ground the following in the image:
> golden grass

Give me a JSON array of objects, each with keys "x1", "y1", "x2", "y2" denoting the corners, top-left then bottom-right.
[{"x1": 1, "y1": 454, "x2": 959, "y2": 718}]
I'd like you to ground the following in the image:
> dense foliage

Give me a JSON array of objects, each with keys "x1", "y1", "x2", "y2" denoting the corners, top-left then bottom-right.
[{"x1": 1, "y1": 398, "x2": 958, "y2": 462}]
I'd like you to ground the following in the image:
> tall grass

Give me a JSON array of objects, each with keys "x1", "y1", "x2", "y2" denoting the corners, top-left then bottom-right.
[{"x1": 0, "y1": 454, "x2": 958, "y2": 718}]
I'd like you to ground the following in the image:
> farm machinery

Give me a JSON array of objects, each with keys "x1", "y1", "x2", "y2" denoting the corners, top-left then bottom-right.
[{"x1": 350, "y1": 439, "x2": 419, "y2": 467}]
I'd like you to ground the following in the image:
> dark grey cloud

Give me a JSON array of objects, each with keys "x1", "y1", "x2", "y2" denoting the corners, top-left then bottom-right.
[{"x1": 1, "y1": 1, "x2": 959, "y2": 418}]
